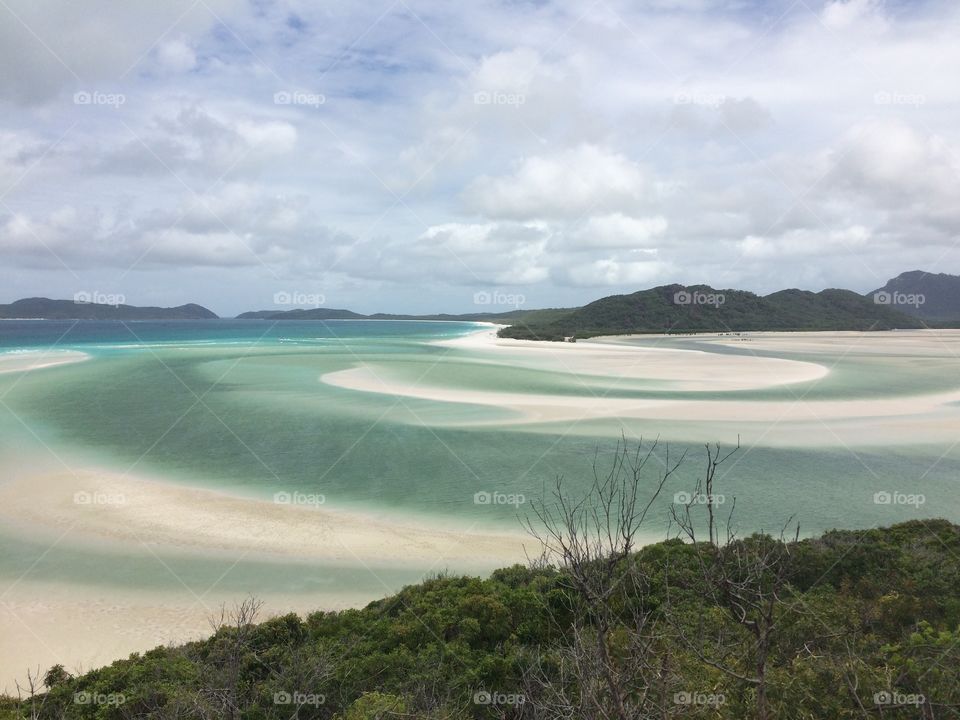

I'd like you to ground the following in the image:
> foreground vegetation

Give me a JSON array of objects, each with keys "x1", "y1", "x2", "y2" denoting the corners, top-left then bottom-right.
[{"x1": 4, "y1": 443, "x2": 958, "y2": 719}]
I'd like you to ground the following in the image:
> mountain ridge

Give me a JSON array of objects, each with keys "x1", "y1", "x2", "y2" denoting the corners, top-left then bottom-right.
[
  {"x1": 870, "y1": 269, "x2": 960, "y2": 322},
  {"x1": 0, "y1": 298, "x2": 218, "y2": 320},
  {"x1": 6, "y1": 270, "x2": 960, "y2": 331},
  {"x1": 497, "y1": 283, "x2": 930, "y2": 341}
]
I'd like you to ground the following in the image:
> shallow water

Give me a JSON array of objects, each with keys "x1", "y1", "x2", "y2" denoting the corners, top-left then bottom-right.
[{"x1": 1, "y1": 320, "x2": 958, "y2": 597}]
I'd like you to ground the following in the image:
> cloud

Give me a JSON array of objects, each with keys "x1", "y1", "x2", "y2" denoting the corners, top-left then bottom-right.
[
  {"x1": 0, "y1": 0, "x2": 239, "y2": 104},
  {"x1": 826, "y1": 120, "x2": 960, "y2": 209},
  {"x1": 3, "y1": 0, "x2": 960, "y2": 312},
  {"x1": 155, "y1": 37, "x2": 198, "y2": 73},
  {"x1": 738, "y1": 225, "x2": 873, "y2": 260},
  {"x1": 337, "y1": 222, "x2": 552, "y2": 286},
  {"x1": 568, "y1": 213, "x2": 668, "y2": 249},
  {"x1": 0, "y1": 182, "x2": 347, "y2": 271},
  {"x1": 465, "y1": 145, "x2": 652, "y2": 220},
  {"x1": 821, "y1": 0, "x2": 884, "y2": 30},
  {"x1": 95, "y1": 104, "x2": 298, "y2": 178},
  {"x1": 565, "y1": 257, "x2": 671, "y2": 287}
]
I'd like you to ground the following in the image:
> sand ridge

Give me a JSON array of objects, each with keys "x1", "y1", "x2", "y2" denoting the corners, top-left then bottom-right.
[
  {"x1": 0, "y1": 350, "x2": 90, "y2": 375},
  {"x1": 319, "y1": 329, "x2": 960, "y2": 445}
]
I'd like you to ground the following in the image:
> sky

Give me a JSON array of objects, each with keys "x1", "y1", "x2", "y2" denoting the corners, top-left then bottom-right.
[{"x1": 1, "y1": 0, "x2": 958, "y2": 316}]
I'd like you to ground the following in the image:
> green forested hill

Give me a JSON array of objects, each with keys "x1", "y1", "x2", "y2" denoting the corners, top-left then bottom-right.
[
  {"x1": 871, "y1": 270, "x2": 960, "y2": 322},
  {"x1": 499, "y1": 284, "x2": 925, "y2": 340},
  {"x1": 0, "y1": 298, "x2": 218, "y2": 320},
  {"x1": 5, "y1": 518, "x2": 958, "y2": 719},
  {"x1": 236, "y1": 307, "x2": 574, "y2": 323}
]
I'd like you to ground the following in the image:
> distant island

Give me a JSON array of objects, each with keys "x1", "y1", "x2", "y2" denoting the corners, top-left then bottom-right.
[
  {"x1": 6, "y1": 271, "x2": 960, "y2": 336},
  {"x1": 0, "y1": 298, "x2": 218, "y2": 321},
  {"x1": 496, "y1": 283, "x2": 924, "y2": 341},
  {"x1": 871, "y1": 270, "x2": 960, "y2": 322},
  {"x1": 239, "y1": 270, "x2": 960, "y2": 341}
]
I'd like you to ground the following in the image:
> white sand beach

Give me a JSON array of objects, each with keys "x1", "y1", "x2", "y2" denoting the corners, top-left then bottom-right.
[
  {"x1": 321, "y1": 328, "x2": 960, "y2": 446},
  {"x1": 0, "y1": 465, "x2": 529, "y2": 568},
  {"x1": 0, "y1": 350, "x2": 89, "y2": 375},
  {"x1": 0, "y1": 459, "x2": 531, "y2": 691},
  {"x1": 0, "y1": 581, "x2": 377, "y2": 696},
  {"x1": 436, "y1": 325, "x2": 830, "y2": 391}
]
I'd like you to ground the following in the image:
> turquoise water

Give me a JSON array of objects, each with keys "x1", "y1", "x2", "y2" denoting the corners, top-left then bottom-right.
[{"x1": 1, "y1": 320, "x2": 959, "y2": 596}]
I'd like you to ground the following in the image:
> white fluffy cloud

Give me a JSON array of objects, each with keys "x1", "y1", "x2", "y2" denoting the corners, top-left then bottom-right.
[
  {"x1": 569, "y1": 214, "x2": 668, "y2": 249},
  {"x1": 466, "y1": 145, "x2": 652, "y2": 220},
  {"x1": 566, "y1": 257, "x2": 671, "y2": 288},
  {"x1": 0, "y1": 0, "x2": 239, "y2": 103},
  {"x1": 2, "y1": 0, "x2": 960, "y2": 314},
  {"x1": 0, "y1": 182, "x2": 343, "y2": 271},
  {"x1": 96, "y1": 105, "x2": 297, "y2": 178}
]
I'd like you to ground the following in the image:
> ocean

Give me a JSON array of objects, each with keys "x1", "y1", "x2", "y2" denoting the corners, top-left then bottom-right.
[{"x1": 1, "y1": 320, "x2": 958, "y2": 597}]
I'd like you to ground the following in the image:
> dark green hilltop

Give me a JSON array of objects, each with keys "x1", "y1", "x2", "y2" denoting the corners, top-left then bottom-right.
[
  {"x1": 495, "y1": 284, "x2": 925, "y2": 341},
  {"x1": 7, "y1": 271, "x2": 960, "y2": 336},
  {"x1": 236, "y1": 270, "x2": 960, "y2": 341},
  {"x1": 0, "y1": 297, "x2": 218, "y2": 320},
  {"x1": 871, "y1": 269, "x2": 960, "y2": 322}
]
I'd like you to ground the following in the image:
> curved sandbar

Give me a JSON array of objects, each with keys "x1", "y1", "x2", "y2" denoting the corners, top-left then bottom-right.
[
  {"x1": 434, "y1": 327, "x2": 830, "y2": 392},
  {"x1": 320, "y1": 329, "x2": 960, "y2": 446},
  {"x1": 0, "y1": 466, "x2": 529, "y2": 570},
  {"x1": 0, "y1": 349, "x2": 90, "y2": 374}
]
